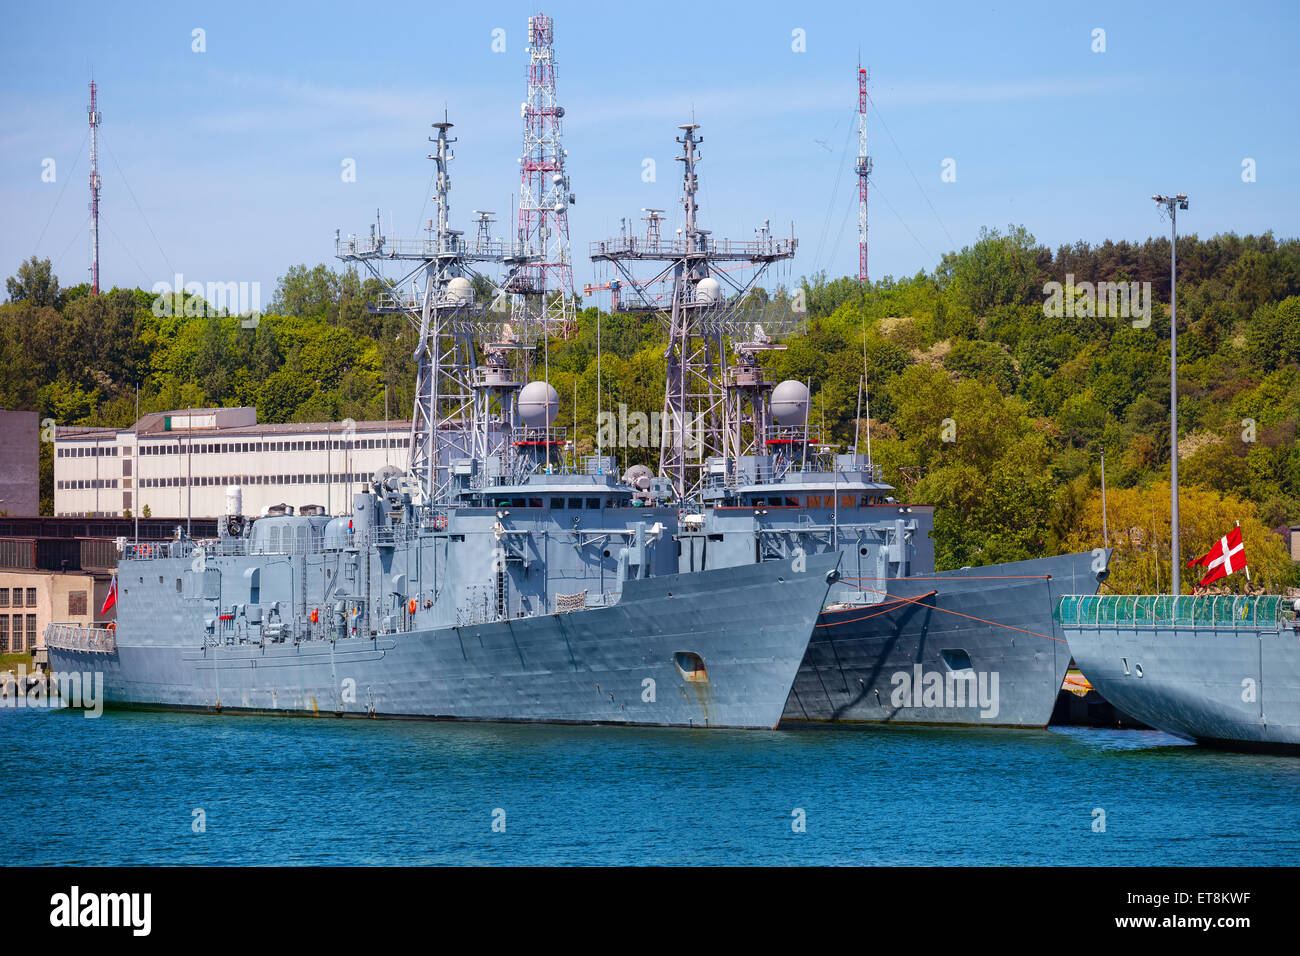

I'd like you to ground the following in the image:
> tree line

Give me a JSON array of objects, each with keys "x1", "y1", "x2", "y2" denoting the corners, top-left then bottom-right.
[{"x1": 4, "y1": 225, "x2": 1298, "y2": 590}]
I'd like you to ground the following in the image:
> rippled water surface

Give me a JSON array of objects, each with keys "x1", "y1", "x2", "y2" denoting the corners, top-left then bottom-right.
[{"x1": 3, "y1": 707, "x2": 1297, "y2": 865}]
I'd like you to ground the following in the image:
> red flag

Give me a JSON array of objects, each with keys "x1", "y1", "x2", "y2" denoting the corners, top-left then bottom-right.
[
  {"x1": 1186, "y1": 526, "x2": 1247, "y2": 587},
  {"x1": 100, "y1": 573, "x2": 118, "y2": 617}
]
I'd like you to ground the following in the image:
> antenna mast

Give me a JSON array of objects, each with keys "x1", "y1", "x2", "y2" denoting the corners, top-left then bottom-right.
[
  {"x1": 336, "y1": 116, "x2": 536, "y2": 503},
  {"x1": 856, "y1": 66, "x2": 872, "y2": 284},
  {"x1": 88, "y1": 79, "x2": 102, "y2": 294},
  {"x1": 590, "y1": 122, "x2": 798, "y2": 499},
  {"x1": 508, "y1": 12, "x2": 576, "y2": 338}
]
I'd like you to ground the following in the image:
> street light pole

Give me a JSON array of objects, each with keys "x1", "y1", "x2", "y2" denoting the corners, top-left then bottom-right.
[{"x1": 1152, "y1": 193, "x2": 1188, "y2": 593}]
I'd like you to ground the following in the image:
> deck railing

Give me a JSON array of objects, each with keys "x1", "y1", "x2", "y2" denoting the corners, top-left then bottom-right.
[
  {"x1": 44, "y1": 623, "x2": 117, "y2": 654},
  {"x1": 1055, "y1": 594, "x2": 1295, "y2": 630}
]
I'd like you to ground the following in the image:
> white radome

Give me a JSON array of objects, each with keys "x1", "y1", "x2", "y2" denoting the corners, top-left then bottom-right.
[
  {"x1": 518, "y1": 381, "x2": 560, "y2": 427},
  {"x1": 771, "y1": 379, "x2": 810, "y2": 426},
  {"x1": 695, "y1": 277, "x2": 722, "y2": 304},
  {"x1": 445, "y1": 276, "x2": 473, "y2": 305}
]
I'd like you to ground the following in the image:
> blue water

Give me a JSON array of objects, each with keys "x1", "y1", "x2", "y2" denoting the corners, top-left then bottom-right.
[{"x1": 2, "y1": 706, "x2": 1297, "y2": 865}]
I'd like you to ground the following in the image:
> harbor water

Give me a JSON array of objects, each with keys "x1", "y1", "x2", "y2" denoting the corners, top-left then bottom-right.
[{"x1": 2, "y1": 706, "x2": 1297, "y2": 866}]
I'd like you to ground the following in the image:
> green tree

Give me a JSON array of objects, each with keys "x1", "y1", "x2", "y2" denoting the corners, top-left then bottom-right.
[{"x1": 5, "y1": 256, "x2": 61, "y2": 307}]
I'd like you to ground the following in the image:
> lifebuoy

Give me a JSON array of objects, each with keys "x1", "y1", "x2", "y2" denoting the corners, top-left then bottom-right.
[
  {"x1": 408, "y1": 598, "x2": 418, "y2": 615},
  {"x1": 433, "y1": 515, "x2": 448, "y2": 531}
]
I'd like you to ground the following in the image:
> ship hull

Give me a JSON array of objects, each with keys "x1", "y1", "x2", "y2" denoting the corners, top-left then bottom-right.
[
  {"x1": 781, "y1": 551, "x2": 1102, "y2": 728},
  {"x1": 46, "y1": 553, "x2": 839, "y2": 730},
  {"x1": 1062, "y1": 617, "x2": 1300, "y2": 753}
]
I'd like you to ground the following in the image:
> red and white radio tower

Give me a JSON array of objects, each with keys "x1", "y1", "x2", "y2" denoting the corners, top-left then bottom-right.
[
  {"x1": 511, "y1": 12, "x2": 576, "y2": 336},
  {"x1": 88, "y1": 79, "x2": 102, "y2": 294},
  {"x1": 856, "y1": 66, "x2": 872, "y2": 284}
]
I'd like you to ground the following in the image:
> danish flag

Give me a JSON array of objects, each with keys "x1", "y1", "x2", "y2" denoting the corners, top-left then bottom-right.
[{"x1": 1186, "y1": 526, "x2": 1247, "y2": 587}]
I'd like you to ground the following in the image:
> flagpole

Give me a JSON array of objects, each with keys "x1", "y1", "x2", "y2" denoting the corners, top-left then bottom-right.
[
  {"x1": 1153, "y1": 193, "x2": 1188, "y2": 593},
  {"x1": 1238, "y1": 519, "x2": 1251, "y2": 583}
]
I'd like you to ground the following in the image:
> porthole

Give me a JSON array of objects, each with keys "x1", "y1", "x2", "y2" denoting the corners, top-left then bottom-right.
[{"x1": 674, "y1": 651, "x2": 708, "y2": 683}]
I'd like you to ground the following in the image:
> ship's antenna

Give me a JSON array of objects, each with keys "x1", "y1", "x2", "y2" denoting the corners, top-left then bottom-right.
[
  {"x1": 801, "y1": 378, "x2": 811, "y2": 471},
  {"x1": 853, "y1": 376, "x2": 862, "y2": 453},
  {"x1": 864, "y1": 377, "x2": 872, "y2": 473},
  {"x1": 1100, "y1": 449, "x2": 1109, "y2": 550}
]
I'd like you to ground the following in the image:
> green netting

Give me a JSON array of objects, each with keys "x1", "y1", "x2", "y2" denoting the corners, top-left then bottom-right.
[{"x1": 1055, "y1": 594, "x2": 1286, "y2": 628}]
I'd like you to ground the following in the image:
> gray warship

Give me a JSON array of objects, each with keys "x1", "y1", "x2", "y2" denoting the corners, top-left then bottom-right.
[
  {"x1": 1058, "y1": 592, "x2": 1300, "y2": 753},
  {"x1": 590, "y1": 123, "x2": 1109, "y2": 729},
  {"x1": 43, "y1": 116, "x2": 841, "y2": 730}
]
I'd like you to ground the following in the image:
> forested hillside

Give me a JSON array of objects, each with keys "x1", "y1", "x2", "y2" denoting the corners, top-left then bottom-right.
[{"x1": 4, "y1": 225, "x2": 1298, "y2": 591}]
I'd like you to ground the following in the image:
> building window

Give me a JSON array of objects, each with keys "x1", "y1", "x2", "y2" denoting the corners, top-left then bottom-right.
[
  {"x1": 0, "y1": 615, "x2": 7, "y2": 652},
  {"x1": 0, "y1": 589, "x2": 8, "y2": 608},
  {"x1": 69, "y1": 591, "x2": 87, "y2": 615},
  {"x1": 25, "y1": 614, "x2": 36, "y2": 649},
  {"x1": 25, "y1": 588, "x2": 36, "y2": 607},
  {"x1": 11, "y1": 614, "x2": 23, "y2": 651}
]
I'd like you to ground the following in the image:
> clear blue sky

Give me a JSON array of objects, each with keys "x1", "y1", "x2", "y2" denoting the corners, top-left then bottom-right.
[{"x1": 2, "y1": 0, "x2": 1297, "y2": 302}]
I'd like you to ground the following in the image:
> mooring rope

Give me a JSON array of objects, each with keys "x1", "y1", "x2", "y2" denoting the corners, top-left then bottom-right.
[{"x1": 820, "y1": 579, "x2": 1067, "y2": 643}]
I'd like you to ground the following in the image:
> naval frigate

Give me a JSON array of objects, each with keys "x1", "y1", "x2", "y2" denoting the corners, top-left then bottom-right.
[
  {"x1": 1057, "y1": 594, "x2": 1300, "y2": 753},
  {"x1": 590, "y1": 122, "x2": 1109, "y2": 729},
  {"x1": 44, "y1": 116, "x2": 840, "y2": 730}
]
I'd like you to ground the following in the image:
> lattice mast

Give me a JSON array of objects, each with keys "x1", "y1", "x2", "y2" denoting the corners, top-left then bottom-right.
[
  {"x1": 88, "y1": 80, "x2": 102, "y2": 294},
  {"x1": 336, "y1": 115, "x2": 533, "y2": 504},
  {"x1": 856, "y1": 66, "x2": 872, "y2": 284},
  {"x1": 510, "y1": 12, "x2": 576, "y2": 337},
  {"x1": 590, "y1": 122, "x2": 798, "y2": 499}
]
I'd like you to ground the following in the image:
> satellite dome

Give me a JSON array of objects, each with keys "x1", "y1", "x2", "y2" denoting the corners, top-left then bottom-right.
[
  {"x1": 695, "y1": 277, "x2": 722, "y2": 304},
  {"x1": 623, "y1": 464, "x2": 654, "y2": 491},
  {"x1": 518, "y1": 381, "x2": 559, "y2": 427},
  {"x1": 771, "y1": 379, "x2": 810, "y2": 426},
  {"x1": 445, "y1": 276, "x2": 473, "y2": 305}
]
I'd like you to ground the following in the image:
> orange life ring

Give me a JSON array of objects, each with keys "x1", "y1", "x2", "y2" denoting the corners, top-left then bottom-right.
[
  {"x1": 408, "y1": 598, "x2": 418, "y2": 615},
  {"x1": 310, "y1": 608, "x2": 319, "y2": 624},
  {"x1": 433, "y1": 515, "x2": 448, "y2": 531}
]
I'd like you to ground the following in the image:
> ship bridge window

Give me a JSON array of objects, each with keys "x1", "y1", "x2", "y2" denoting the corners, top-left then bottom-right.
[
  {"x1": 586, "y1": 498, "x2": 601, "y2": 510},
  {"x1": 511, "y1": 498, "x2": 526, "y2": 507},
  {"x1": 550, "y1": 498, "x2": 564, "y2": 510},
  {"x1": 568, "y1": 498, "x2": 583, "y2": 510},
  {"x1": 529, "y1": 498, "x2": 543, "y2": 508}
]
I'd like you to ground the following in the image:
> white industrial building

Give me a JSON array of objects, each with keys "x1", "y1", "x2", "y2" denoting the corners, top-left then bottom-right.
[{"x1": 54, "y1": 408, "x2": 412, "y2": 518}]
